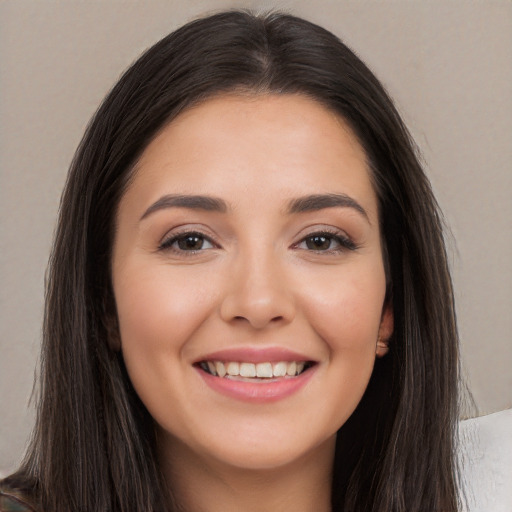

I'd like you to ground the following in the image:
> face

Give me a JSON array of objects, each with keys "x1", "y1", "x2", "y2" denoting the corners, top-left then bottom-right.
[{"x1": 112, "y1": 94, "x2": 392, "y2": 473}]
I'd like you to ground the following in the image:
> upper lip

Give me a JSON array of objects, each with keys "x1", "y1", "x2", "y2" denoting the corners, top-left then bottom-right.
[{"x1": 195, "y1": 347, "x2": 315, "y2": 364}]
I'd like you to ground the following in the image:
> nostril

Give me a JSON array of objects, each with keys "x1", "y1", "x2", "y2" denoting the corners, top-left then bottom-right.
[{"x1": 231, "y1": 314, "x2": 286, "y2": 328}]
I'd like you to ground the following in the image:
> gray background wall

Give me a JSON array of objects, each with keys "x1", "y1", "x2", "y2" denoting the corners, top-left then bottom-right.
[{"x1": 1, "y1": 0, "x2": 511, "y2": 475}]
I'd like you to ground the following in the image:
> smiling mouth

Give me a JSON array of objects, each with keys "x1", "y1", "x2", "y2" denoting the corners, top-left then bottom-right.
[{"x1": 196, "y1": 360, "x2": 315, "y2": 380}]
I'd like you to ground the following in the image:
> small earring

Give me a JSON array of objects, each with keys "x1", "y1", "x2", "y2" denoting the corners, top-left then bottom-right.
[{"x1": 376, "y1": 337, "x2": 389, "y2": 357}]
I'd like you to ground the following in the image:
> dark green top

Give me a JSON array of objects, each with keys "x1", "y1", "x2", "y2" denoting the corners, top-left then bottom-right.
[{"x1": 0, "y1": 488, "x2": 36, "y2": 512}]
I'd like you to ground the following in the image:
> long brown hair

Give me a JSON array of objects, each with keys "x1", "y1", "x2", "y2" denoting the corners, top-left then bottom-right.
[{"x1": 4, "y1": 10, "x2": 460, "y2": 511}]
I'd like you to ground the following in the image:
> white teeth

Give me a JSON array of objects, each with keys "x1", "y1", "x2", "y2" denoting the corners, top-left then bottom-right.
[
  {"x1": 272, "y1": 361, "x2": 287, "y2": 377},
  {"x1": 226, "y1": 362, "x2": 240, "y2": 376},
  {"x1": 215, "y1": 361, "x2": 226, "y2": 377},
  {"x1": 239, "y1": 362, "x2": 256, "y2": 377},
  {"x1": 256, "y1": 362, "x2": 273, "y2": 378},
  {"x1": 202, "y1": 360, "x2": 309, "y2": 378},
  {"x1": 286, "y1": 361, "x2": 297, "y2": 376},
  {"x1": 207, "y1": 361, "x2": 217, "y2": 376}
]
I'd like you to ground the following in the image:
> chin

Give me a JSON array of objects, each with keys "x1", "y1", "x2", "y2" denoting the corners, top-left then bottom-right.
[
  {"x1": 164, "y1": 418, "x2": 338, "y2": 474},
  {"x1": 213, "y1": 444, "x2": 310, "y2": 472}
]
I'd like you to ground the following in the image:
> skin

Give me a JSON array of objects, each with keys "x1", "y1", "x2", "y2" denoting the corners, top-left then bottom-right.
[{"x1": 112, "y1": 93, "x2": 393, "y2": 512}]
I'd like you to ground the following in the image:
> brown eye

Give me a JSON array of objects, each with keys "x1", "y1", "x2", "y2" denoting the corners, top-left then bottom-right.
[
  {"x1": 159, "y1": 232, "x2": 215, "y2": 252},
  {"x1": 305, "y1": 235, "x2": 332, "y2": 251},
  {"x1": 295, "y1": 231, "x2": 357, "y2": 253},
  {"x1": 177, "y1": 235, "x2": 206, "y2": 251}
]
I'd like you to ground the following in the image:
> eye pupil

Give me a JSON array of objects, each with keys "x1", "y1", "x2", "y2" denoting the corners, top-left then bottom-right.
[
  {"x1": 306, "y1": 235, "x2": 331, "y2": 250},
  {"x1": 178, "y1": 235, "x2": 203, "y2": 251}
]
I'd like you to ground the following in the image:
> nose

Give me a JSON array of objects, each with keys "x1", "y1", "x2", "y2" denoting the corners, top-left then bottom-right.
[{"x1": 219, "y1": 249, "x2": 296, "y2": 330}]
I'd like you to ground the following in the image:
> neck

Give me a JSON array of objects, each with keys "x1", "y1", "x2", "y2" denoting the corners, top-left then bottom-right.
[{"x1": 159, "y1": 435, "x2": 335, "y2": 512}]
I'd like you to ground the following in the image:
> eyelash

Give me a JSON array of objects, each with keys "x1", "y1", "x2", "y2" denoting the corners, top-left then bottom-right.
[
  {"x1": 158, "y1": 230, "x2": 217, "y2": 255},
  {"x1": 158, "y1": 228, "x2": 357, "y2": 256},
  {"x1": 292, "y1": 229, "x2": 358, "y2": 254}
]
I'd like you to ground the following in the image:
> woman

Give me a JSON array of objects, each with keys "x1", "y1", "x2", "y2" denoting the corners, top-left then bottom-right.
[{"x1": 0, "y1": 10, "x2": 460, "y2": 512}]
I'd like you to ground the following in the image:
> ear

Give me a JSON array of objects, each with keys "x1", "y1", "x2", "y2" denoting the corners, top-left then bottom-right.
[{"x1": 376, "y1": 302, "x2": 393, "y2": 358}]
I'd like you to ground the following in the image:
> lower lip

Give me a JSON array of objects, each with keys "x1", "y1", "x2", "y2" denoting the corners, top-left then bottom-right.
[{"x1": 196, "y1": 366, "x2": 316, "y2": 403}]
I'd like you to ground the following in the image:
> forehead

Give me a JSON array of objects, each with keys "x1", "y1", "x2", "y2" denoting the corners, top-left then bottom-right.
[{"x1": 122, "y1": 93, "x2": 377, "y2": 220}]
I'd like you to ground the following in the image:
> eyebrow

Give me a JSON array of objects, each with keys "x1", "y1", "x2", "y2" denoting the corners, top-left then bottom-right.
[
  {"x1": 287, "y1": 193, "x2": 369, "y2": 221},
  {"x1": 140, "y1": 192, "x2": 369, "y2": 222},
  {"x1": 140, "y1": 194, "x2": 228, "y2": 220}
]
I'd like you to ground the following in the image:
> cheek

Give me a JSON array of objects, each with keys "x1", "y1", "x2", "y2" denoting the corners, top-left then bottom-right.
[
  {"x1": 113, "y1": 263, "x2": 223, "y2": 433},
  {"x1": 303, "y1": 266, "x2": 386, "y2": 422},
  {"x1": 114, "y1": 263, "x2": 219, "y2": 364},
  {"x1": 299, "y1": 265, "x2": 386, "y2": 350},
  {"x1": 295, "y1": 262, "x2": 385, "y2": 425}
]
